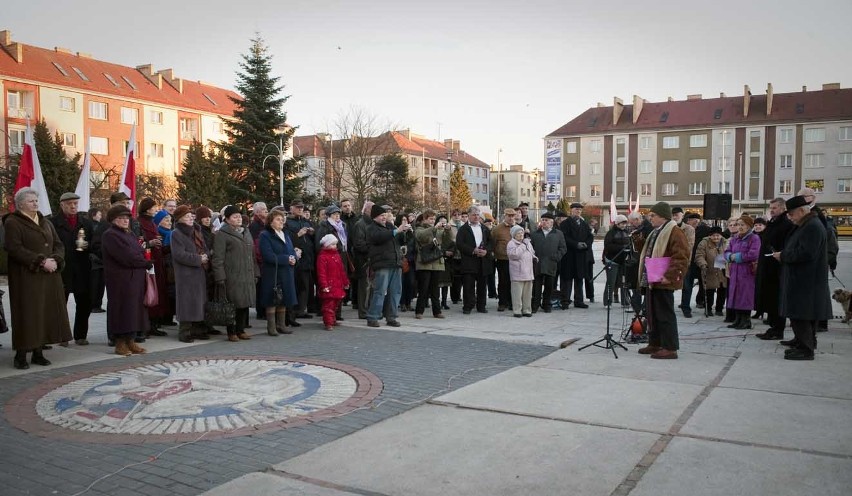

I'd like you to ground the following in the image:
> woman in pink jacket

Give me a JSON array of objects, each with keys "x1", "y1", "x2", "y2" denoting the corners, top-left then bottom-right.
[{"x1": 506, "y1": 225, "x2": 537, "y2": 318}]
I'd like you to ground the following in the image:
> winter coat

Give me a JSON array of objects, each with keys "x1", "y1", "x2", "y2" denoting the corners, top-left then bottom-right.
[
  {"x1": 530, "y1": 228, "x2": 567, "y2": 277},
  {"x1": 455, "y1": 222, "x2": 494, "y2": 275},
  {"x1": 414, "y1": 224, "x2": 449, "y2": 271},
  {"x1": 559, "y1": 216, "x2": 593, "y2": 279},
  {"x1": 101, "y1": 224, "x2": 150, "y2": 337},
  {"x1": 691, "y1": 223, "x2": 712, "y2": 265},
  {"x1": 636, "y1": 221, "x2": 690, "y2": 291},
  {"x1": 3, "y1": 211, "x2": 72, "y2": 350},
  {"x1": 366, "y1": 219, "x2": 402, "y2": 270},
  {"x1": 694, "y1": 236, "x2": 728, "y2": 289},
  {"x1": 316, "y1": 247, "x2": 348, "y2": 300},
  {"x1": 603, "y1": 226, "x2": 630, "y2": 261},
  {"x1": 507, "y1": 238, "x2": 536, "y2": 282},
  {"x1": 678, "y1": 222, "x2": 696, "y2": 257},
  {"x1": 724, "y1": 231, "x2": 761, "y2": 311},
  {"x1": 491, "y1": 223, "x2": 513, "y2": 261},
  {"x1": 258, "y1": 229, "x2": 298, "y2": 308},
  {"x1": 351, "y1": 215, "x2": 371, "y2": 278},
  {"x1": 212, "y1": 224, "x2": 257, "y2": 309},
  {"x1": 779, "y1": 212, "x2": 833, "y2": 321},
  {"x1": 285, "y1": 216, "x2": 316, "y2": 273},
  {"x1": 138, "y1": 215, "x2": 172, "y2": 319},
  {"x1": 171, "y1": 224, "x2": 210, "y2": 322},
  {"x1": 199, "y1": 224, "x2": 215, "y2": 256},
  {"x1": 50, "y1": 212, "x2": 95, "y2": 292},
  {"x1": 755, "y1": 214, "x2": 794, "y2": 313},
  {"x1": 315, "y1": 219, "x2": 352, "y2": 276}
]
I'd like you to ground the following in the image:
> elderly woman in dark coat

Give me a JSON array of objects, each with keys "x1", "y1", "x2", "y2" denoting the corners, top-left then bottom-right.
[
  {"x1": 775, "y1": 196, "x2": 833, "y2": 360},
  {"x1": 100, "y1": 204, "x2": 151, "y2": 356},
  {"x1": 137, "y1": 197, "x2": 170, "y2": 338},
  {"x1": 259, "y1": 209, "x2": 298, "y2": 335},
  {"x1": 171, "y1": 205, "x2": 211, "y2": 343},
  {"x1": 213, "y1": 205, "x2": 257, "y2": 341},
  {"x1": 3, "y1": 187, "x2": 72, "y2": 369}
]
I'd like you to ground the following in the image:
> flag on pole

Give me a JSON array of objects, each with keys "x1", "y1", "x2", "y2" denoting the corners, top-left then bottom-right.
[
  {"x1": 74, "y1": 133, "x2": 92, "y2": 212},
  {"x1": 609, "y1": 193, "x2": 617, "y2": 224},
  {"x1": 12, "y1": 120, "x2": 51, "y2": 216},
  {"x1": 119, "y1": 124, "x2": 137, "y2": 215},
  {"x1": 627, "y1": 192, "x2": 633, "y2": 214},
  {"x1": 633, "y1": 196, "x2": 640, "y2": 215}
]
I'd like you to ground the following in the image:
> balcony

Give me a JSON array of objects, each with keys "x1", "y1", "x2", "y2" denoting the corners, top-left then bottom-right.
[
  {"x1": 8, "y1": 107, "x2": 32, "y2": 119},
  {"x1": 180, "y1": 130, "x2": 198, "y2": 141}
]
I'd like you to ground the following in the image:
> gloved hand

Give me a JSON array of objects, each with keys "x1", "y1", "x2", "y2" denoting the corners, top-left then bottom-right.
[{"x1": 577, "y1": 242, "x2": 587, "y2": 250}]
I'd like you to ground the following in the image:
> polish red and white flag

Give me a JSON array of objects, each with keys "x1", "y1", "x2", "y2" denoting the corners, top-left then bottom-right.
[
  {"x1": 119, "y1": 124, "x2": 137, "y2": 214},
  {"x1": 12, "y1": 121, "x2": 51, "y2": 215}
]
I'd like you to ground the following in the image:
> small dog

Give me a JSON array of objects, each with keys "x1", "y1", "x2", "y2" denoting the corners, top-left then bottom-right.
[{"x1": 831, "y1": 288, "x2": 852, "y2": 323}]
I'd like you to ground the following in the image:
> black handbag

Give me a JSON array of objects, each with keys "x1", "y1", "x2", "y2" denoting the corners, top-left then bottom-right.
[
  {"x1": 0, "y1": 289, "x2": 8, "y2": 334},
  {"x1": 205, "y1": 285, "x2": 235, "y2": 326},
  {"x1": 419, "y1": 238, "x2": 443, "y2": 264},
  {"x1": 272, "y1": 257, "x2": 285, "y2": 306}
]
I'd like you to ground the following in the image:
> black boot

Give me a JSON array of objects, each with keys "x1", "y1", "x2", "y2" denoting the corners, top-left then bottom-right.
[
  {"x1": 14, "y1": 351, "x2": 29, "y2": 369},
  {"x1": 178, "y1": 322, "x2": 194, "y2": 343},
  {"x1": 727, "y1": 312, "x2": 743, "y2": 328},
  {"x1": 735, "y1": 311, "x2": 752, "y2": 329},
  {"x1": 31, "y1": 349, "x2": 51, "y2": 366}
]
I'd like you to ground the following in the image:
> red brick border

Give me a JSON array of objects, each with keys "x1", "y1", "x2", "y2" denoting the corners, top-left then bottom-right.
[{"x1": 4, "y1": 355, "x2": 383, "y2": 444}]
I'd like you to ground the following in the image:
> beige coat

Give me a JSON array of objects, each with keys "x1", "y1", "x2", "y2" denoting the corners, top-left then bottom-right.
[{"x1": 694, "y1": 236, "x2": 728, "y2": 289}]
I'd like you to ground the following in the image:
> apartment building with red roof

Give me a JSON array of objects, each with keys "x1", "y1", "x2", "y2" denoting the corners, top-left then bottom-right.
[
  {"x1": 545, "y1": 84, "x2": 852, "y2": 225},
  {"x1": 0, "y1": 29, "x2": 238, "y2": 190}
]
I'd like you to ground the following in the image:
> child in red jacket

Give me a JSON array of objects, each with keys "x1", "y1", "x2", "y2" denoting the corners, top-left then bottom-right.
[{"x1": 316, "y1": 234, "x2": 349, "y2": 330}]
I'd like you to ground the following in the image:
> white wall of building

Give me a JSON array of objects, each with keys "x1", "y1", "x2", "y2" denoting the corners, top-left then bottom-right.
[
  {"x1": 142, "y1": 104, "x2": 180, "y2": 176},
  {"x1": 39, "y1": 86, "x2": 85, "y2": 156}
]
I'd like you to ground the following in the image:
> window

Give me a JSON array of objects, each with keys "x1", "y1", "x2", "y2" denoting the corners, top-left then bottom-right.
[
  {"x1": 88, "y1": 101, "x2": 108, "y2": 120},
  {"x1": 149, "y1": 143, "x2": 164, "y2": 158},
  {"x1": 590, "y1": 162, "x2": 602, "y2": 175},
  {"x1": 476, "y1": 184, "x2": 481, "y2": 193},
  {"x1": 121, "y1": 75, "x2": 138, "y2": 90},
  {"x1": 482, "y1": 184, "x2": 487, "y2": 194},
  {"x1": 7, "y1": 90, "x2": 32, "y2": 118},
  {"x1": 662, "y1": 160, "x2": 679, "y2": 173},
  {"x1": 804, "y1": 153, "x2": 823, "y2": 168},
  {"x1": 840, "y1": 127, "x2": 852, "y2": 141},
  {"x1": 466, "y1": 166, "x2": 471, "y2": 176},
  {"x1": 640, "y1": 183, "x2": 652, "y2": 196},
  {"x1": 150, "y1": 110, "x2": 164, "y2": 124},
  {"x1": 71, "y1": 66, "x2": 90, "y2": 81},
  {"x1": 7, "y1": 127, "x2": 25, "y2": 154},
  {"x1": 90, "y1": 136, "x2": 108, "y2": 155},
  {"x1": 567, "y1": 185, "x2": 577, "y2": 198},
  {"x1": 202, "y1": 93, "x2": 217, "y2": 106},
  {"x1": 779, "y1": 180, "x2": 792, "y2": 194},
  {"x1": 61, "y1": 132, "x2": 76, "y2": 147},
  {"x1": 719, "y1": 181, "x2": 731, "y2": 194},
  {"x1": 103, "y1": 73, "x2": 120, "y2": 87},
  {"x1": 779, "y1": 155, "x2": 793, "y2": 169},
  {"x1": 840, "y1": 153, "x2": 852, "y2": 166},
  {"x1": 662, "y1": 136, "x2": 679, "y2": 149},
  {"x1": 639, "y1": 160, "x2": 652, "y2": 174},
  {"x1": 589, "y1": 140, "x2": 601, "y2": 153},
  {"x1": 779, "y1": 128, "x2": 794, "y2": 143},
  {"x1": 566, "y1": 141, "x2": 577, "y2": 154},
  {"x1": 567, "y1": 163, "x2": 577, "y2": 175},
  {"x1": 483, "y1": 169, "x2": 487, "y2": 179},
  {"x1": 123, "y1": 141, "x2": 140, "y2": 157},
  {"x1": 689, "y1": 134, "x2": 707, "y2": 147},
  {"x1": 120, "y1": 107, "x2": 138, "y2": 125},
  {"x1": 721, "y1": 131, "x2": 732, "y2": 145},
  {"x1": 804, "y1": 128, "x2": 825, "y2": 142},
  {"x1": 211, "y1": 121, "x2": 224, "y2": 134},
  {"x1": 179, "y1": 118, "x2": 199, "y2": 140},
  {"x1": 640, "y1": 137, "x2": 651, "y2": 150},
  {"x1": 616, "y1": 138, "x2": 625, "y2": 146},
  {"x1": 56, "y1": 95, "x2": 75, "y2": 112},
  {"x1": 718, "y1": 157, "x2": 732, "y2": 171},
  {"x1": 52, "y1": 61, "x2": 70, "y2": 76},
  {"x1": 662, "y1": 183, "x2": 678, "y2": 196},
  {"x1": 689, "y1": 182, "x2": 706, "y2": 195},
  {"x1": 838, "y1": 179, "x2": 852, "y2": 193},
  {"x1": 689, "y1": 159, "x2": 707, "y2": 171},
  {"x1": 590, "y1": 185, "x2": 602, "y2": 197}
]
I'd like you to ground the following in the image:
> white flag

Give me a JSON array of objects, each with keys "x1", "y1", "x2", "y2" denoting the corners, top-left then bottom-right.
[
  {"x1": 24, "y1": 121, "x2": 52, "y2": 216},
  {"x1": 74, "y1": 133, "x2": 91, "y2": 212}
]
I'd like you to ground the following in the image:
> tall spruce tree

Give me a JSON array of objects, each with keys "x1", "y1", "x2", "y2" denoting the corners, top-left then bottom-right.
[
  {"x1": 221, "y1": 35, "x2": 301, "y2": 206},
  {"x1": 34, "y1": 119, "x2": 82, "y2": 213},
  {"x1": 449, "y1": 165, "x2": 473, "y2": 213},
  {"x1": 177, "y1": 141, "x2": 230, "y2": 208},
  {"x1": 372, "y1": 153, "x2": 418, "y2": 209}
]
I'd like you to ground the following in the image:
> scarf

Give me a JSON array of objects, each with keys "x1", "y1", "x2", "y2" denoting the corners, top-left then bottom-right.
[
  {"x1": 330, "y1": 218, "x2": 347, "y2": 250},
  {"x1": 177, "y1": 223, "x2": 208, "y2": 270},
  {"x1": 637, "y1": 220, "x2": 677, "y2": 288},
  {"x1": 153, "y1": 210, "x2": 172, "y2": 246}
]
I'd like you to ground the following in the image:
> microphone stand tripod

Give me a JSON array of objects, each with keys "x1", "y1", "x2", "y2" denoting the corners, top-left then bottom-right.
[{"x1": 579, "y1": 259, "x2": 628, "y2": 358}]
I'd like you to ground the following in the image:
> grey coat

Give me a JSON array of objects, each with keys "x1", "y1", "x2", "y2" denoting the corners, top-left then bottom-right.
[
  {"x1": 530, "y1": 228, "x2": 567, "y2": 276},
  {"x1": 212, "y1": 224, "x2": 257, "y2": 309},
  {"x1": 171, "y1": 224, "x2": 210, "y2": 322},
  {"x1": 779, "y1": 212, "x2": 833, "y2": 321}
]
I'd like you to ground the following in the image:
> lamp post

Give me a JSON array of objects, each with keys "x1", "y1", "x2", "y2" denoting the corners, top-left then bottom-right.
[
  {"x1": 261, "y1": 131, "x2": 296, "y2": 207},
  {"x1": 532, "y1": 168, "x2": 540, "y2": 222},
  {"x1": 446, "y1": 149, "x2": 454, "y2": 211},
  {"x1": 496, "y1": 148, "x2": 503, "y2": 215},
  {"x1": 323, "y1": 134, "x2": 335, "y2": 200},
  {"x1": 721, "y1": 129, "x2": 728, "y2": 194},
  {"x1": 738, "y1": 151, "x2": 744, "y2": 214}
]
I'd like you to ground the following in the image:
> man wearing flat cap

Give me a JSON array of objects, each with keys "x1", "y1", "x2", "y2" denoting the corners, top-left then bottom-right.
[
  {"x1": 51, "y1": 192, "x2": 98, "y2": 345},
  {"x1": 772, "y1": 196, "x2": 832, "y2": 360},
  {"x1": 530, "y1": 212, "x2": 567, "y2": 313},
  {"x1": 635, "y1": 202, "x2": 690, "y2": 359},
  {"x1": 558, "y1": 202, "x2": 594, "y2": 309},
  {"x1": 491, "y1": 208, "x2": 517, "y2": 311}
]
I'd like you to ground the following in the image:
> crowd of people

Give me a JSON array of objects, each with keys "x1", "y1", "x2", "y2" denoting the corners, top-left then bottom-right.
[{"x1": 0, "y1": 185, "x2": 838, "y2": 368}]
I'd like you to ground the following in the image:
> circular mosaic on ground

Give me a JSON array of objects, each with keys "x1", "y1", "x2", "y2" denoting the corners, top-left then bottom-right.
[{"x1": 6, "y1": 356, "x2": 382, "y2": 443}]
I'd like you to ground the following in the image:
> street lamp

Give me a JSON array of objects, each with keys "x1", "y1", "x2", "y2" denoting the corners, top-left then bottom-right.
[
  {"x1": 496, "y1": 148, "x2": 503, "y2": 215},
  {"x1": 446, "y1": 149, "x2": 454, "y2": 211},
  {"x1": 532, "y1": 168, "x2": 540, "y2": 222},
  {"x1": 738, "y1": 151, "x2": 744, "y2": 214},
  {"x1": 323, "y1": 134, "x2": 335, "y2": 200},
  {"x1": 261, "y1": 132, "x2": 289, "y2": 207}
]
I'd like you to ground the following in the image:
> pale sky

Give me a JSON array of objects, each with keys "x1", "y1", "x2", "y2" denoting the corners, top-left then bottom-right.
[{"x1": 5, "y1": 0, "x2": 852, "y2": 171}]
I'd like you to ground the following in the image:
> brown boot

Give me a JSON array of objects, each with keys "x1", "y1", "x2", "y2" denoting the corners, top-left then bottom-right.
[
  {"x1": 276, "y1": 309, "x2": 293, "y2": 334},
  {"x1": 651, "y1": 349, "x2": 678, "y2": 359},
  {"x1": 266, "y1": 308, "x2": 278, "y2": 336},
  {"x1": 115, "y1": 337, "x2": 132, "y2": 356},
  {"x1": 638, "y1": 345, "x2": 661, "y2": 355},
  {"x1": 127, "y1": 339, "x2": 147, "y2": 354}
]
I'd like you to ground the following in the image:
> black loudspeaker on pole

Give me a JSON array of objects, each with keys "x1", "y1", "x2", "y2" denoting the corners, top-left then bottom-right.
[{"x1": 703, "y1": 193, "x2": 732, "y2": 220}]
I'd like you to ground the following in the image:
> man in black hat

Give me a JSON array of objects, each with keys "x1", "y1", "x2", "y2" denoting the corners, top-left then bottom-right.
[
  {"x1": 754, "y1": 198, "x2": 795, "y2": 340},
  {"x1": 365, "y1": 204, "x2": 404, "y2": 327},
  {"x1": 530, "y1": 212, "x2": 566, "y2": 313},
  {"x1": 559, "y1": 203, "x2": 593, "y2": 308},
  {"x1": 773, "y1": 195, "x2": 832, "y2": 360},
  {"x1": 51, "y1": 192, "x2": 98, "y2": 346}
]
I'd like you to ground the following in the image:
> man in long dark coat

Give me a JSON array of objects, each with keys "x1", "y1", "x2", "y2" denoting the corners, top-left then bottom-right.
[
  {"x1": 456, "y1": 206, "x2": 494, "y2": 314},
  {"x1": 530, "y1": 212, "x2": 567, "y2": 313},
  {"x1": 754, "y1": 198, "x2": 795, "y2": 340},
  {"x1": 559, "y1": 202, "x2": 593, "y2": 309}
]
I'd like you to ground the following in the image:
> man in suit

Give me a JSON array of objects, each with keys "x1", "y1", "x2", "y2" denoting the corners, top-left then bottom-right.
[
  {"x1": 455, "y1": 206, "x2": 494, "y2": 314},
  {"x1": 559, "y1": 202, "x2": 593, "y2": 309}
]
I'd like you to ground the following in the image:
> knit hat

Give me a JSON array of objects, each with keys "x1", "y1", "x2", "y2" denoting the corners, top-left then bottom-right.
[
  {"x1": 326, "y1": 205, "x2": 341, "y2": 216},
  {"x1": 173, "y1": 205, "x2": 193, "y2": 223},
  {"x1": 106, "y1": 205, "x2": 132, "y2": 222},
  {"x1": 320, "y1": 234, "x2": 338, "y2": 248},
  {"x1": 138, "y1": 197, "x2": 157, "y2": 215},
  {"x1": 153, "y1": 209, "x2": 170, "y2": 226},
  {"x1": 371, "y1": 204, "x2": 389, "y2": 219},
  {"x1": 613, "y1": 214, "x2": 628, "y2": 224},
  {"x1": 740, "y1": 214, "x2": 754, "y2": 228},
  {"x1": 195, "y1": 206, "x2": 212, "y2": 220},
  {"x1": 510, "y1": 225, "x2": 525, "y2": 238},
  {"x1": 650, "y1": 202, "x2": 673, "y2": 220},
  {"x1": 223, "y1": 205, "x2": 241, "y2": 219}
]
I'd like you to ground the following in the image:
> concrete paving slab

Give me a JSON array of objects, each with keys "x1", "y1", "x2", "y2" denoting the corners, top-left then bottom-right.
[
  {"x1": 631, "y1": 436, "x2": 852, "y2": 496},
  {"x1": 435, "y1": 365, "x2": 703, "y2": 432},
  {"x1": 276, "y1": 404, "x2": 659, "y2": 496},
  {"x1": 200, "y1": 472, "x2": 362, "y2": 496},
  {"x1": 682, "y1": 388, "x2": 852, "y2": 456},
  {"x1": 528, "y1": 347, "x2": 731, "y2": 386},
  {"x1": 720, "y1": 348, "x2": 852, "y2": 399}
]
